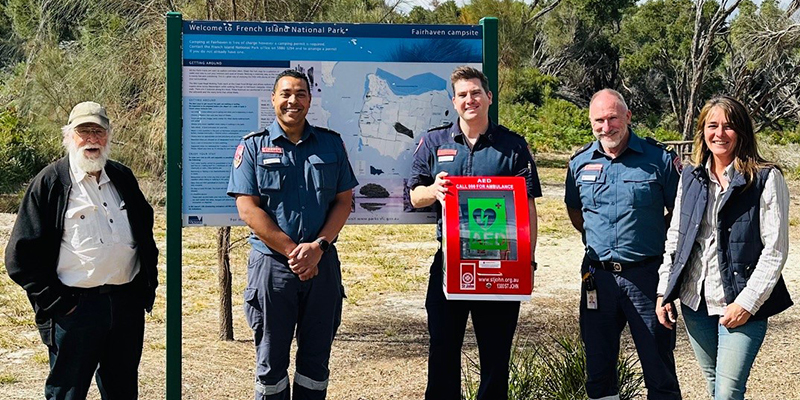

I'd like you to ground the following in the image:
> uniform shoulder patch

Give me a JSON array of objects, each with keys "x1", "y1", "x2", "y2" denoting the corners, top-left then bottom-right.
[
  {"x1": 428, "y1": 121, "x2": 453, "y2": 132},
  {"x1": 242, "y1": 129, "x2": 267, "y2": 140},
  {"x1": 233, "y1": 144, "x2": 245, "y2": 169},
  {"x1": 313, "y1": 125, "x2": 341, "y2": 136},
  {"x1": 570, "y1": 142, "x2": 593, "y2": 160}
]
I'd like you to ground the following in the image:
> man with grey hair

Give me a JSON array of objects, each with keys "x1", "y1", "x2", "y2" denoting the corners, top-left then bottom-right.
[
  {"x1": 5, "y1": 101, "x2": 158, "y2": 400},
  {"x1": 564, "y1": 89, "x2": 682, "y2": 400}
]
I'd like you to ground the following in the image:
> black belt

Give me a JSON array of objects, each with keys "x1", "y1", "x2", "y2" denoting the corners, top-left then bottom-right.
[
  {"x1": 590, "y1": 256, "x2": 659, "y2": 272},
  {"x1": 70, "y1": 281, "x2": 136, "y2": 296}
]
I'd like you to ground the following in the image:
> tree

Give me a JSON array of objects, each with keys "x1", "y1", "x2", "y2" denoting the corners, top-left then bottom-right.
[
  {"x1": 616, "y1": 0, "x2": 697, "y2": 129},
  {"x1": 461, "y1": 0, "x2": 546, "y2": 68},
  {"x1": 726, "y1": 0, "x2": 800, "y2": 131},
  {"x1": 617, "y1": 0, "x2": 741, "y2": 138},
  {"x1": 535, "y1": 0, "x2": 634, "y2": 105},
  {"x1": 681, "y1": 0, "x2": 743, "y2": 138},
  {"x1": 403, "y1": 0, "x2": 462, "y2": 24}
]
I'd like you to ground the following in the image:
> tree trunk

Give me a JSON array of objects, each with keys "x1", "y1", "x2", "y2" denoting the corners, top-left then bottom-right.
[
  {"x1": 218, "y1": 227, "x2": 234, "y2": 341},
  {"x1": 681, "y1": 0, "x2": 743, "y2": 139}
]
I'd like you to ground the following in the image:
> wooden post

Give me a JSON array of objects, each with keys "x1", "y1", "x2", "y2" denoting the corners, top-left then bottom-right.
[{"x1": 217, "y1": 227, "x2": 234, "y2": 340}]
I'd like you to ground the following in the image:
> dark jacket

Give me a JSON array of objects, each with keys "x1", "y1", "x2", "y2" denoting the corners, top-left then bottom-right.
[
  {"x1": 4, "y1": 156, "x2": 159, "y2": 340},
  {"x1": 662, "y1": 162, "x2": 792, "y2": 320}
]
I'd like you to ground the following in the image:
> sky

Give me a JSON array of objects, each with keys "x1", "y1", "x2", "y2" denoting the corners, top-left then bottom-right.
[{"x1": 391, "y1": 0, "x2": 796, "y2": 14}]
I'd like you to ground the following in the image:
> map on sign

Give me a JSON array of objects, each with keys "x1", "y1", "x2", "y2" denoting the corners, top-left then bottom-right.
[
  {"x1": 359, "y1": 69, "x2": 451, "y2": 159},
  {"x1": 312, "y1": 63, "x2": 459, "y2": 223},
  {"x1": 180, "y1": 21, "x2": 483, "y2": 226}
]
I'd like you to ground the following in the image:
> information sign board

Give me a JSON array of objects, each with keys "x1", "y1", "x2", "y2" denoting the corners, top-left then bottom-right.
[{"x1": 180, "y1": 20, "x2": 483, "y2": 226}]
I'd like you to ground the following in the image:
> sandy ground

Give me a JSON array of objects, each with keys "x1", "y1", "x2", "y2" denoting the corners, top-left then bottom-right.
[{"x1": 0, "y1": 179, "x2": 799, "y2": 400}]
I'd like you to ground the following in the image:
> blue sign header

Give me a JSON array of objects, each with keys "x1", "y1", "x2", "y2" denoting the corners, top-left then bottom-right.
[{"x1": 183, "y1": 21, "x2": 482, "y2": 40}]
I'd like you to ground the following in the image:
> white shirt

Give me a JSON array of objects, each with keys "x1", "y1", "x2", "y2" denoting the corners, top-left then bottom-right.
[
  {"x1": 658, "y1": 161, "x2": 790, "y2": 315},
  {"x1": 57, "y1": 155, "x2": 140, "y2": 288}
]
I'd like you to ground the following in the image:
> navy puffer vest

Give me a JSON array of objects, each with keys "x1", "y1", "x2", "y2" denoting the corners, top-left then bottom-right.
[{"x1": 662, "y1": 161, "x2": 792, "y2": 320}]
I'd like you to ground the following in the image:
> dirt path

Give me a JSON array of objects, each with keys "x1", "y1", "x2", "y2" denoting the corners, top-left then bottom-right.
[{"x1": 327, "y1": 233, "x2": 800, "y2": 400}]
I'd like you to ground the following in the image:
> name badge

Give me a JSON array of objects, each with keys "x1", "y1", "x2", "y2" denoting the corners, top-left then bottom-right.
[
  {"x1": 437, "y1": 149, "x2": 457, "y2": 156},
  {"x1": 587, "y1": 290, "x2": 598, "y2": 309},
  {"x1": 581, "y1": 174, "x2": 597, "y2": 182},
  {"x1": 263, "y1": 158, "x2": 281, "y2": 165},
  {"x1": 438, "y1": 155, "x2": 455, "y2": 162},
  {"x1": 583, "y1": 163, "x2": 603, "y2": 172},
  {"x1": 262, "y1": 147, "x2": 283, "y2": 154}
]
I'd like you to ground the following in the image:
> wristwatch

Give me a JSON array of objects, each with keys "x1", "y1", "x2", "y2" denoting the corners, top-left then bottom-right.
[{"x1": 315, "y1": 238, "x2": 330, "y2": 252}]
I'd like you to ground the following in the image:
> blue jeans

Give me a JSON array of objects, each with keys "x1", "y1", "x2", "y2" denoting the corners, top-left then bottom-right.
[
  {"x1": 45, "y1": 287, "x2": 145, "y2": 400},
  {"x1": 681, "y1": 301, "x2": 768, "y2": 400}
]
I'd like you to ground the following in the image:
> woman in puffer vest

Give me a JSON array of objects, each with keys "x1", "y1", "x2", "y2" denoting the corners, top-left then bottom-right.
[{"x1": 654, "y1": 95, "x2": 792, "y2": 400}]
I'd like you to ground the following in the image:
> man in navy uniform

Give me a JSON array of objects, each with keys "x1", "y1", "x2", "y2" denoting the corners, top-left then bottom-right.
[
  {"x1": 565, "y1": 89, "x2": 682, "y2": 400},
  {"x1": 408, "y1": 66, "x2": 541, "y2": 400},
  {"x1": 227, "y1": 69, "x2": 358, "y2": 400}
]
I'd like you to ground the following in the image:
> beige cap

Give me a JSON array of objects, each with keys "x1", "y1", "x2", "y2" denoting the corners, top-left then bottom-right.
[{"x1": 68, "y1": 101, "x2": 109, "y2": 130}]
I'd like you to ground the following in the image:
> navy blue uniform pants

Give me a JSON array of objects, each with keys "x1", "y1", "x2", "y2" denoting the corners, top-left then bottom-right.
[
  {"x1": 580, "y1": 256, "x2": 681, "y2": 400},
  {"x1": 425, "y1": 250, "x2": 520, "y2": 400},
  {"x1": 45, "y1": 286, "x2": 145, "y2": 400},
  {"x1": 244, "y1": 249, "x2": 343, "y2": 400}
]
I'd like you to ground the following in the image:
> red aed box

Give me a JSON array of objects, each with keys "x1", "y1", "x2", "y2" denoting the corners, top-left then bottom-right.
[{"x1": 442, "y1": 176, "x2": 532, "y2": 301}]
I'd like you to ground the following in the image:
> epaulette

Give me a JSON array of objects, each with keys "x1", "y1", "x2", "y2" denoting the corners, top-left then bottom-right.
[
  {"x1": 494, "y1": 124, "x2": 524, "y2": 139},
  {"x1": 313, "y1": 125, "x2": 341, "y2": 136},
  {"x1": 570, "y1": 142, "x2": 592, "y2": 160},
  {"x1": 428, "y1": 122, "x2": 453, "y2": 132},
  {"x1": 645, "y1": 137, "x2": 677, "y2": 154},
  {"x1": 242, "y1": 129, "x2": 267, "y2": 140}
]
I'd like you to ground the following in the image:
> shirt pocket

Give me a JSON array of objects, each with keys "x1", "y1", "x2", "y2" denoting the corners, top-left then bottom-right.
[
  {"x1": 64, "y1": 205, "x2": 101, "y2": 248},
  {"x1": 622, "y1": 170, "x2": 658, "y2": 207},
  {"x1": 577, "y1": 171, "x2": 606, "y2": 208},
  {"x1": 308, "y1": 153, "x2": 338, "y2": 192},
  {"x1": 256, "y1": 156, "x2": 288, "y2": 193},
  {"x1": 113, "y1": 202, "x2": 136, "y2": 247}
]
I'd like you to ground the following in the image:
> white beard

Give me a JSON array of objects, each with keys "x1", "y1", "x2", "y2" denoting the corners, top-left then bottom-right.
[{"x1": 68, "y1": 140, "x2": 110, "y2": 173}]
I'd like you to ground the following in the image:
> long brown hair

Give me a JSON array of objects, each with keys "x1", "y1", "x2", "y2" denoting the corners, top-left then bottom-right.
[{"x1": 691, "y1": 95, "x2": 777, "y2": 189}]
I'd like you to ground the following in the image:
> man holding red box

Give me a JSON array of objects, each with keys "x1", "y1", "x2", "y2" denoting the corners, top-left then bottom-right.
[{"x1": 408, "y1": 66, "x2": 542, "y2": 400}]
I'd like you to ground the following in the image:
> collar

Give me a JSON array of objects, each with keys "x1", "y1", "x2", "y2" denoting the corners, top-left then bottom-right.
[
  {"x1": 68, "y1": 151, "x2": 109, "y2": 185},
  {"x1": 451, "y1": 118, "x2": 497, "y2": 144},
  {"x1": 267, "y1": 119, "x2": 313, "y2": 143},
  {"x1": 591, "y1": 128, "x2": 643, "y2": 158},
  {"x1": 704, "y1": 157, "x2": 735, "y2": 185}
]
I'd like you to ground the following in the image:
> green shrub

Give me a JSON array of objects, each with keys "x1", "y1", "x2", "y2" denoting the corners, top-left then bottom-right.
[
  {"x1": 462, "y1": 335, "x2": 644, "y2": 400},
  {"x1": 760, "y1": 124, "x2": 800, "y2": 145},
  {"x1": 499, "y1": 67, "x2": 560, "y2": 106},
  {"x1": 633, "y1": 125, "x2": 682, "y2": 142},
  {"x1": 0, "y1": 108, "x2": 58, "y2": 194},
  {"x1": 500, "y1": 98, "x2": 592, "y2": 152}
]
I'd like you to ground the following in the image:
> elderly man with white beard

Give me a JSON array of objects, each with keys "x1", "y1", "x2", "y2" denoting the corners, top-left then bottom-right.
[{"x1": 5, "y1": 101, "x2": 158, "y2": 400}]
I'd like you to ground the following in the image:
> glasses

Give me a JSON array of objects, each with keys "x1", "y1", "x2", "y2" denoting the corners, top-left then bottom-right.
[{"x1": 75, "y1": 127, "x2": 108, "y2": 138}]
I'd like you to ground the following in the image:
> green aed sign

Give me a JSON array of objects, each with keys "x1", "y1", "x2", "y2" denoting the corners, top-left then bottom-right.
[{"x1": 467, "y1": 198, "x2": 508, "y2": 250}]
